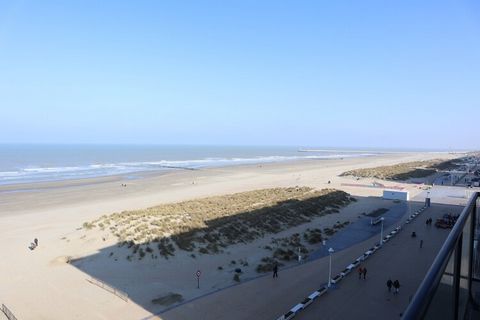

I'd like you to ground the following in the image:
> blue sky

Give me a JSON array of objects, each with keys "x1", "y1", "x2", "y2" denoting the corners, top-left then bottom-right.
[{"x1": 0, "y1": 0, "x2": 479, "y2": 149}]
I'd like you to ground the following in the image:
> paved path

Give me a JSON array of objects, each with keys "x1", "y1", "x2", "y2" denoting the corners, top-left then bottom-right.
[
  {"x1": 308, "y1": 202, "x2": 407, "y2": 260},
  {"x1": 154, "y1": 198, "x2": 462, "y2": 320},
  {"x1": 297, "y1": 203, "x2": 460, "y2": 319}
]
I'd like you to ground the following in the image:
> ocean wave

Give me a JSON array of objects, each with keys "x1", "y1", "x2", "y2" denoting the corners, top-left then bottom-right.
[
  {"x1": 0, "y1": 153, "x2": 375, "y2": 185},
  {"x1": 23, "y1": 166, "x2": 84, "y2": 173}
]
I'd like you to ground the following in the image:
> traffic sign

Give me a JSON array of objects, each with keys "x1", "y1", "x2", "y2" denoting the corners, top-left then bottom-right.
[{"x1": 196, "y1": 270, "x2": 201, "y2": 289}]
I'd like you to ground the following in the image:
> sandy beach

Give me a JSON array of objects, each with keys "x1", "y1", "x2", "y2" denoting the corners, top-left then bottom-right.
[{"x1": 0, "y1": 152, "x2": 459, "y2": 319}]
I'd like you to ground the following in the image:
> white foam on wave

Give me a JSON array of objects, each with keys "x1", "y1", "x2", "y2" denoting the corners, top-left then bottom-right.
[
  {"x1": 0, "y1": 153, "x2": 376, "y2": 185},
  {"x1": 23, "y1": 166, "x2": 84, "y2": 173},
  {"x1": 0, "y1": 171, "x2": 21, "y2": 177}
]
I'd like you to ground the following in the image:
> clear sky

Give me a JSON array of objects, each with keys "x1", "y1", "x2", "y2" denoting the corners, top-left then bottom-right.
[{"x1": 0, "y1": 0, "x2": 479, "y2": 149}]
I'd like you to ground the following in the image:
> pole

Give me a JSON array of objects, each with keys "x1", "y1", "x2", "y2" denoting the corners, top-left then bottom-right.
[
  {"x1": 327, "y1": 247, "x2": 334, "y2": 287},
  {"x1": 328, "y1": 253, "x2": 332, "y2": 287},
  {"x1": 196, "y1": 270, "x2": 201, "y2": 289},
  {"x1": 380, "y1": 218, "x2": 384, "y2": 246}
]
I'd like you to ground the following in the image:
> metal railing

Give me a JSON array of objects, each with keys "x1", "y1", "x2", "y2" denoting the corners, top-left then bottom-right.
[
  {"x1": 402, "y1": 192, "x2": 480, "y2": 319},
  {"x1": 86, "y1": 277, "x2": 129, "y2": 302}
]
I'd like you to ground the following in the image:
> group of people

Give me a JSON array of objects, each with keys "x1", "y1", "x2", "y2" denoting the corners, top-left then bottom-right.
[
  {"x1": 425, "y1": 218, "x2": 433, "y2": 226},
  {"x1": 386, "y1": 278, "x2": 401, "y2": 294},
  {"x1": 272, "y1": 261, "x2": 403, "y2": 298},
  {"x1": 358, "y1": 265, "x2": 402, "y2": 296},
  {"x1": 358, "y1": 266, "x2": 367, "y2": 279}
]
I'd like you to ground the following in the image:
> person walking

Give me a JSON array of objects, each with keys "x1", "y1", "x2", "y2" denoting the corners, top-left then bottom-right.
[
  {"x1": 358, "y1": 266, "x2": 363, "y2": 279},
  {"x1": 420, "y1": 239, "x2": 424, "y2": 248},
  {"x1": 387, "y1": 279, "x2": 393, "y2": 292},
  {"x1": 273, "y1": 263, "x2": 278, "y2": 279},
  {"x1": 393, "y1": 280, "x2": 400, "y2": 294},
  {"x1": 362, "y1": 267, "x2": 367, "y2": 280}
]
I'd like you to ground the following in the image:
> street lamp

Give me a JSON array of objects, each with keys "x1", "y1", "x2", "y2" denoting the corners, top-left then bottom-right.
[
  {"x1": 380, "y1": 217, "x2": 385, "y2": 246},
  {"x1": 328, "y1": 247, "x2": 334, "y2": 287}
]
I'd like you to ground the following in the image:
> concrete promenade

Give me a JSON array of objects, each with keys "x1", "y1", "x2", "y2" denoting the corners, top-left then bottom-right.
[
  {"x1": 156, "y1": 198, "x2": 461, "y2": 320},
  {"x1": 297, "y1": 203, "x2": 459, "y2": 319}
]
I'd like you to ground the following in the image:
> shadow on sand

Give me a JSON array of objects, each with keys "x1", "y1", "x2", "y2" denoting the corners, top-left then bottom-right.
[{"x1": 69, "y1": 195, "x2": 454, "y2": 317}]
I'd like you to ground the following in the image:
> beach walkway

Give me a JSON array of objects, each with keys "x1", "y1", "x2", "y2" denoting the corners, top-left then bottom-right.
[
  {"x1": 307, "y1": 202, "x2": 407, "y2": 260},
  {"x1": 296, "y1": 203, "x2": 457, "y2": 319},
  {"x1": 154, "y1": 200, "x2": 461, "y2": 320}
]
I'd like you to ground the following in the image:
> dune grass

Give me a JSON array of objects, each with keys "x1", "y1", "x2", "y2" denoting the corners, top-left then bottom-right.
[
  {"x1": 365, "y1": 208, "x2": 389, "y2": 217},
  {"x1": 255, "y1": 220, "x2": 350, "y2": 273},
  {"x1": 85, "y1": 187, "x2": 354, "y2": 258},
  {"x1": 339, "y1": 159, "x2": 460, "y2": 181}
]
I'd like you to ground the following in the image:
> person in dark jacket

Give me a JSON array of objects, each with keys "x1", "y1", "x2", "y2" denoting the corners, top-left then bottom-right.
[
  {"x1": 393, "y1": 280, "x2": 400, "y2": 294},
  {"x1": 273, "y1": 263, "x2": 278, "y2": 278},
  {"x1": 387, "y1": 279, "x2": 393, "y2": 292}
]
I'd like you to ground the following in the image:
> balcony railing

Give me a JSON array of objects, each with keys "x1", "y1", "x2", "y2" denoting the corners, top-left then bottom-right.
[{"x1": 402, "y1": 192, "x2": 480, "y2": 319}]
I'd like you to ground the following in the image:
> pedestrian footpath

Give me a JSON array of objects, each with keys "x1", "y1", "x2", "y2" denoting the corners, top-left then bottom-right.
[
  {"x1": 158, "y1": 202, "x2": 461, "y2": 320},
  {"x1": 296, "y1": 203, "x2": 461, "y2": 320}
]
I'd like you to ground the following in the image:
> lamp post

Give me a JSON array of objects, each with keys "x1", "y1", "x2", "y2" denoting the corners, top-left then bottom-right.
[
  {"x1": 380, "y1": 217, "x2": 385, "y2": 246},
  {"x1": 328, "y1": 247, "x2": 334, "y2": 287}
]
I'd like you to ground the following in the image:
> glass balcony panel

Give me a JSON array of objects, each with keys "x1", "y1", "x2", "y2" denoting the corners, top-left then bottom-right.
[{"x1": 423, "y1": 251, "x2": 455, "y2": 320}]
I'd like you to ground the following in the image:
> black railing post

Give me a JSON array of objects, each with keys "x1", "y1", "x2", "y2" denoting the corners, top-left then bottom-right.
[{"x1": 453, "y1": 234, "x2": 463, "y2": 320}]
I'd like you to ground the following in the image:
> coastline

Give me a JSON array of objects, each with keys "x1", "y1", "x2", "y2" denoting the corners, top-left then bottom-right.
[
  {"x1": 0, "y1": 151, "x2": 458, "y2": 319},
  {"x1": 0, "y1": 152, "x2": 442, "y2": 217},
  {"x1": 0, "y1": 145, "x2": 383, "y2": 187}
]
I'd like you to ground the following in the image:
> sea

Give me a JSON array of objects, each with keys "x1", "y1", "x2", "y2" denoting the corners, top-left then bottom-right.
[{"x1": 0, "y1": 144, "x2": 385, "y2": 186}]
